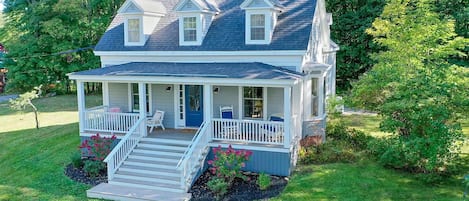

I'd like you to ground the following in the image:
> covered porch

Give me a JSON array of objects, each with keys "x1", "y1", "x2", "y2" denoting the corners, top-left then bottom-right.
[{"x1": 70, "y1": 62, "x2": 304, "y2": 149}]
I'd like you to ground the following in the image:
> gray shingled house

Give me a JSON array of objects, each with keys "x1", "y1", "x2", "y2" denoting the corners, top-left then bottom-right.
[{"x1": 68, "y1": 0, "x2": 338, "y2": 200}]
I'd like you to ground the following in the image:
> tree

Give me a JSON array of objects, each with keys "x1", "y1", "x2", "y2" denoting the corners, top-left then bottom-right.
[
  {"x1": 10, "y1": 85, "x2": 42, "y2": 129},
  {"x1": 350, "y1": 0, "x2": 469, "y2": 180},
  {"x1": 0, "y1": 0, "x2": 124, "y2": 92},
  {"x1": 326, "y1": 0, "x2": 386, "y2": 91}
]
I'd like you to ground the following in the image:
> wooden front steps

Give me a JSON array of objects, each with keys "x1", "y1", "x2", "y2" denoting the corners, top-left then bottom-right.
[{"x1": 87, "y1": 137, "x2": 193, "y2": 201}]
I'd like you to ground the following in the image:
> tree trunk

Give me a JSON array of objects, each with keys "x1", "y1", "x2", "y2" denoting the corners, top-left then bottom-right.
[{"x1": 28, "y1": 100, "x2": 39, "y2": 129}]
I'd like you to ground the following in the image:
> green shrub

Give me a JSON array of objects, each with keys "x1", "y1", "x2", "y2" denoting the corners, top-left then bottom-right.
[
  {"x1": 83, "y1": 160, "x2": 105, "y2": 178},
  {"x1": 326, "y1": 121, "x2": 371, "y2": 150},
  {"x1": 300, "y1": 140, "x2": 358, "y2": 164},
  {"x1": 70, "y1": 152, "x2": 83, "y2": 168},
  {"x1": 79, "y1": 133, "x2": 116, "y2": 161},
  {"x1": 257, "y1": 173, "x2": 271, "y2": 190},
  {"x1": 207, "y1": 177, "x2": 228, "y2": 199},
  {"x1": 208, "y1": 145, "x2": 252, "y2": 183}
]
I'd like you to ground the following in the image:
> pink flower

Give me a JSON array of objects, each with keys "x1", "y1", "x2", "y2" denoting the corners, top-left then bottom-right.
[{"x1": 208, "y1": 160, "x2": 213, "y2": 165}]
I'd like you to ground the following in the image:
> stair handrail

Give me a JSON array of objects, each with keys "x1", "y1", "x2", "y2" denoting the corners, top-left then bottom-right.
[
  {"x1": 176, "y1": 121, "x2": 211, "y2": 191},
  {"x1": 176, "y1": 121, "x2": 207, "y2": 168},
  {"x1": 103, "y1": 117, "x2": 145, "y2": 180}
]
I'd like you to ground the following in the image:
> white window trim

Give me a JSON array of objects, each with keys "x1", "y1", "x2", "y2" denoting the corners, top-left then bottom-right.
[
  {"x1": 175, "y1": 84, "x2": 186, "y2": 128},
  {"x1": 245, "y1": 10, "x2": 272, "y2": 45},
  {"x1": 128, "y1": 83, "x2": 152, "y2": 115},
  {"x1": 179, "y1": 14, "x2": 203, "y2": 46},
  {"x1": 124, "y1": 16, "x2": 145, "y2": 46}
]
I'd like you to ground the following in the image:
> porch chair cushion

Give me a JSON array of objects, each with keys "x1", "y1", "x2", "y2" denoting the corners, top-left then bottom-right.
[
  {"x1": 147, "y1": 110, "x2": 165, "y2": 133},
  {"x1": 220, "y1": 105, "x2": 234, "y2": 119}
]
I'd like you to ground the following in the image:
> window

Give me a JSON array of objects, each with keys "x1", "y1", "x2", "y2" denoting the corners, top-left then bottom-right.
[
  {"x1": 127, "y1": 19, "x2": 140, "y2": 42},
  {"x1": 311, "y1": 78, "x2": 318, "y2": 116},
  {"x1": 243, "y1": 87, "x2": 263, "y2": 118},
  {"x1": 130, "y1": 83, "x2": 150, "y2": 113},
  {"x1": 183, "y1": 17, "x2": 197, "y2": 42},
  {"x1": 250, "y1": 14, "x2": 265, "y2": 40}
]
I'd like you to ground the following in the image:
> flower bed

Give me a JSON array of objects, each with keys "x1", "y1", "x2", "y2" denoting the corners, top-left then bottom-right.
[{"x1": 190, "y1": 170, "x2": 288, "y2": 201}]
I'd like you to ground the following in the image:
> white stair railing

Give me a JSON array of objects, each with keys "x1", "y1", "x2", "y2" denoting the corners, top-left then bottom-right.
[
  {"x1": 104, "y1": 118, "x2": 145, "y2": 180},
  {"x1": 176, "y1": 121, "x2": 211, "y2": 191}
]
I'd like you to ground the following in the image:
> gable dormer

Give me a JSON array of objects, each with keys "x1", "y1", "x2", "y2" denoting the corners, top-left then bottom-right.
[
  {"x1": 118, "y1": 0, "x2": 167, "y2": 46},
  {"x1": 240, "y1": 0, "x2": 282, "y2": 45},
  {"x1": 174, "y1": 0, "x2": 219, "y2": 46}
]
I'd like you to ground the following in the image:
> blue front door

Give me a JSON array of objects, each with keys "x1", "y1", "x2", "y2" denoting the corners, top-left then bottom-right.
[{"x1": 185, "y1": 85, "x2": 203, "y2": 127}]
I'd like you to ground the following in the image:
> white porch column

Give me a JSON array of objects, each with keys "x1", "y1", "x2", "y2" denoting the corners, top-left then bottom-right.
[
  {"x1": 77, "y1": 81, "x2": 85, "y2": 133},
  {"x1": 283, "y1": 86, "x2": 292, "y2": 148},
  {"x1": 203, "y1": 84, "x2": 212, "y2": 122},
  {"x1": 318, "y1": 76, "x2": 325, "y2": 116},
  {"x1": 138, "y1": 83, "x2": 147, "y2": 136},
  {"x1": 102, "y1": 82, "x2": 109, "y2": 107}
]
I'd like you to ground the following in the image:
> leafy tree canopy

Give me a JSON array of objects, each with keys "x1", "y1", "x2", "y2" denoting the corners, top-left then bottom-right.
[
  {"x1": 350, "y1": 0, "x2": 468, "y2": 178},
  {"x1": 0, "y1": 0, "x2": 124, "y2": 92}
]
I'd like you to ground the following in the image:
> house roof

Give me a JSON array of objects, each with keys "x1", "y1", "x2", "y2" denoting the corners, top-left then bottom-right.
[
  {"x1": 95, "y1": 0, "x2": 317, "y2": 52},
  {"x1": 70, "y1": 62, "x2": 304, "y2": 80},
  {"x1": 119, "y1": 0, "x2": 167, "y2": 14}
]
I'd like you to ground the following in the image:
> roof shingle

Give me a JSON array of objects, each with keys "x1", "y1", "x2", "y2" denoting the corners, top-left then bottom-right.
[{"x1": 95, "y1": 0, "x2": 316, "y2": 52}]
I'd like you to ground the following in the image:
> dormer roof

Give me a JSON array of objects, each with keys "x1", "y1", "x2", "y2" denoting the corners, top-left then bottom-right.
[
  {"x1": 95, "y1": 0, "x2": 317, "y2": 52},
  {"x1": 174, "y1": 0, "x2": 220, "y2": 13},
  {"x1": 118, "y1": 0, "x2": 167, "y2": 16},
  {"x1": 240, "y1": 0, "x2": 283, "y2": 10}
]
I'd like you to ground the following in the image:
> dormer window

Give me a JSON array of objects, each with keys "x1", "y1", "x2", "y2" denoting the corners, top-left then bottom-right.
[
  {"x1": 183, "y1": 17, "x2": 197, "y2": 42},
  {"x1": 117, "y1": 0, "x2": 167, "y2": 46},
  {"x1": 127, "y1": 18, "x2": 141, "y2": 43},
  {"x1": 175, "y1": 0, "x2": 219, "y2": 46},
  {"x1": 241, "y1": 0, "x2": 282, "y2": 45},
  {"x1": 250, "y1": 14, "x2": 266, "y2": 41}
]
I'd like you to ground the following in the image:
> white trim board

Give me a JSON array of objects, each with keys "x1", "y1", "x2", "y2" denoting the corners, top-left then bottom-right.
[
  {"x1": 68, "y1": 75, "x2": 300, "y2": 87},
  {"x1": 208, "y1": 143, "x2": 290, "y2": 153},
  {"x1": 94, "y1": 50, "x2": 306, "y2": 56}
]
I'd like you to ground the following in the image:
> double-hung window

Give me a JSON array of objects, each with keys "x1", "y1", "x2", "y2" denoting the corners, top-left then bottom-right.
[
  {"x1": 130, "y1": 83, "x2": 151, "y2": 114},
  {"x1": 243, "y1": 87, "x2": 263, "y2": 119},
  {"x1": 183, "y1": 17, "x2": 197, "y2": 42},
  {"x1": 250, "y1": 14, "x2": 265, "y2": 41},
  {"x1": 127, "y1": 19, "x2": 140, "y2": 43}
]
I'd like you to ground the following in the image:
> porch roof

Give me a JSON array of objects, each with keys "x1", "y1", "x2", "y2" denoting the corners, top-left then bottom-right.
[{"x1": 69, "y1": 62, "x2": 304, "y2": 80}]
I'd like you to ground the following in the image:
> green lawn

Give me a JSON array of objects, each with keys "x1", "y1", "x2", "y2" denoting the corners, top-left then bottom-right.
[
  {"x1": 273, "y1": 160, "x2": 464, "y2": 201},
  {"x1": 0, "y1": 95, "x2": 101, "y2": 201},
  {"x1": 274, "y1": 114, "x2": 469, "y2": 201}
]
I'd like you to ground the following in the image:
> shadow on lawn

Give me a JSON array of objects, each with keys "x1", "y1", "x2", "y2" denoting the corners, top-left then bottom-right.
[
  {"x1": 0, "y1": 123, "x2": 90, "y2": 200},
  {"x1": 277, "y1": 161, "x2": 463, "y2": 201}
]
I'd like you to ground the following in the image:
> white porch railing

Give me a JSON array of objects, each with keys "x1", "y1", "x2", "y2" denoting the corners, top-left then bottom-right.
[
  {"x1": 212, "y1": 119, "x2": 285, "y2": 145},
  {"x1": 103, "y1": 118, "x2": 145, "y2": 180},
  {"x1": 84, "y1": 110, "x2": 139, "y2": 134},
  {"x1": 177, "y1": 121, "x2": 211, "y2": 191}
]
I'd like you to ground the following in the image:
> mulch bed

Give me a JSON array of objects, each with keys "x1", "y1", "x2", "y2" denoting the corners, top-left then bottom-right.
[
  {"x1": 64, "y1": 163, "x2": 107, "y2": 186},
  {"x1": 190, "y1": 171, "x2": 288, "y2": 201}
]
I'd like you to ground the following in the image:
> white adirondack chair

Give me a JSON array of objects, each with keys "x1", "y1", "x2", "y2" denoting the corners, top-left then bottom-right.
[{"x1": 147, "y1": 110, "x2": 165, "y2": 133}]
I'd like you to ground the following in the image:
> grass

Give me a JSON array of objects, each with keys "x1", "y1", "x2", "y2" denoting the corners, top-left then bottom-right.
[
  {"x1": 0, "y1": 94, "x2": 101, "y2": 201},
  {"x1": 272, "y1": 160, "x2": 464, "y2": 201},
  {"x1": 274, "y1": 114, "x2": 469, "y2": 201}
]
